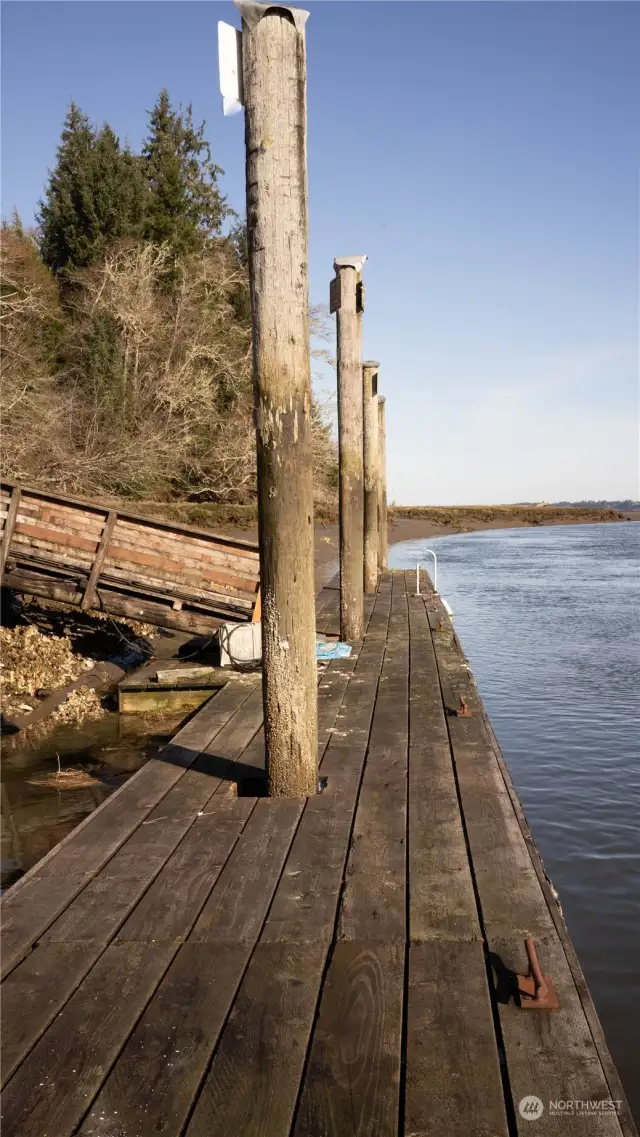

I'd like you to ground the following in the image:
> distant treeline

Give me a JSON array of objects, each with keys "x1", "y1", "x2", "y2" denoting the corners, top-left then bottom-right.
[{"x1": 518, "y1": 501, "x2": 640, "y2": 510}]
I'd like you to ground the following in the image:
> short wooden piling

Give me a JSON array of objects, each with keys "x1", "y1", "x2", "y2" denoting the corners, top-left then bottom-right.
[
  {"x1": 362, "y1": 360, "x2": 379, "y2": 593},
  {"x1": 240, "y1": 1, "x2": 318, "y2": 796},
  {"x1": 332, "y1": 255, "x2": 367, "y2": 641},
  {"x1": 377, "y1": 395, "x2": 388, "y2": 571}
]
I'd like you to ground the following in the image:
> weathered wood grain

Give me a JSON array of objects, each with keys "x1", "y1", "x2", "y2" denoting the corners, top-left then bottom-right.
[
  {"x1": 335, "y1": 260, "x2": 365, "y2": 641},
  {"x1": 0, "y1": 941, "x2": 178, "y2": 1137},
  {"x1": 263, "y1": 581, "x2": 391, "y2": 944},
  {"x1": 362, "y1": 361, "x2": 379, "y2": 593},
  {"x1": 185, "y1": 943, "x2": 326, "y2": 1137},
  {"x1": 407, "y1": 594, "x2": 480, "y2": 941},
  {"x1": 0, "y1": 486, "x2": 21, "y2": 573},
  {"x1": 405, "y1": 940, "x2": 509, "y2": 1136},
  {"x1": 189, "y1": 797, "x2": 304, "y2": 943},
  {"x1": 339, "y1": 573, "x2": 408, "y2": 941},
  {"x1": 77, "y1": 943, "x2": 251, "y2": 1137},
  {"x1": 294, "y1": 941, "x2": 405, "y2": 1137}
]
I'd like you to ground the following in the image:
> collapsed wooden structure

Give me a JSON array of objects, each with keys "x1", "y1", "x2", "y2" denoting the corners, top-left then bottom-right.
[{"x1": 0, "y1": 481, "x2": 261, "y2": 634}]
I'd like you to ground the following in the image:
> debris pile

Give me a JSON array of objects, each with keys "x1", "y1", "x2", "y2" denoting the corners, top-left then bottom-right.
[{"x1": 0, "y1": 626, "x2": 102, "y2": 725}]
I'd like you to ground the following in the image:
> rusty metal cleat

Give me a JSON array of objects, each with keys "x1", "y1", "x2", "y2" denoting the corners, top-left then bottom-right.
[{"x1": 516, "y1": 938, "x2": 560, "y2": 1010}]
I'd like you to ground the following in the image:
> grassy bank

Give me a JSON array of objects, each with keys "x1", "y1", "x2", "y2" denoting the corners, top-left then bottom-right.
[{"x1": 125, "y1": 501, "x2": 630, "y2": 532}]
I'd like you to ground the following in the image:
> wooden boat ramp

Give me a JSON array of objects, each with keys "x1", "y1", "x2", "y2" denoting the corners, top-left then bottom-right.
[{"x1": 0, "y1": 572, "x2": 635, "y2": 1137}]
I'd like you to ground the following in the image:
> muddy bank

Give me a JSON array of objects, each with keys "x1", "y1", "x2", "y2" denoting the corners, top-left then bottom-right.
[{"x1": 309, "y1": 508, "x2": 639, "y2": 580}]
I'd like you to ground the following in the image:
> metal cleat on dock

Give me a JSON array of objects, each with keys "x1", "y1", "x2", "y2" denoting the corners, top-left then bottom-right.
[{"x1": 516, "y1": 937, "x2": 560, "y2": 1011}]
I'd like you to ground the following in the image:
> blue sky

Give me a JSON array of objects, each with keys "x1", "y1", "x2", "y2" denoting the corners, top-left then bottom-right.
[{"x1": 2, "y1": 1, "x2": 638, "y2": 504}]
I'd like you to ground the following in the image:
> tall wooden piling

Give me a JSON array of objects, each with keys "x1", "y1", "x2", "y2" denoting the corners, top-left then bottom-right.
[
  {"x1": 239, "y1": 1, "x2": 317, "y2": 796},
  {"x1": 377, "y1": 395, "x2": 388, "y2": 571},
  {"x1": 362, "y1": 361, "x2": 379, "y2": 592},
  {"x1": 332, "y1": 255, "x2": 367, "y2": 640}
]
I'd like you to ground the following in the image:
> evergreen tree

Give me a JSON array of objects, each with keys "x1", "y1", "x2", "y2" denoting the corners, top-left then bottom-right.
[
  {"x1": 38, "y1": 103, "x2": 98, "y2": 275},
  {"x1": 143, "y1": 90, "x2": 228, "y2": 263},
  {"x1": 38, "y1": 107, "x2": 147, "y2": 278},
  {"x1": 91, "y1": 125, "x2": 146, "y2": 250}
]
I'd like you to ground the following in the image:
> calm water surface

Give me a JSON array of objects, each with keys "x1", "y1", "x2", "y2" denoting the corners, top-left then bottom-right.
[{"x1": 392, "y1": 522, "x2": 640, "y2": 1119}]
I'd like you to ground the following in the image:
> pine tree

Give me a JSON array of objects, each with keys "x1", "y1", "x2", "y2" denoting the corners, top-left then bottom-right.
[
  {"x1": 91, "y1": 125, "x2": 146, "y2": 251},
  {"x1": 38, "y1": 103, "x2": 98, "y2": 276},
  {"x1": 143, "y1": 90, "x2": 228, "y2": 264},
  {"x1": 38, "y1": 107, "x2": 147, "y2": 278}
]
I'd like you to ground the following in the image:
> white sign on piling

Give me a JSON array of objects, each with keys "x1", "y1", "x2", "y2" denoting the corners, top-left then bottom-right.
[{"x1": 218, "y1": 21, "x2": 244, "y2": 115}]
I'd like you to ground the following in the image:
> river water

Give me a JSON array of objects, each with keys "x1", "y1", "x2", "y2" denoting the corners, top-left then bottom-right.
[{"x1": 391, "y1": 522, "x2": 640, "y2": 1121}]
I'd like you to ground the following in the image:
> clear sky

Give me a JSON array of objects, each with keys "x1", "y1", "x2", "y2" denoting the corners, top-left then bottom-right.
[{"x1": 2, "y1": 1, "x2": 638, "y2": 504}]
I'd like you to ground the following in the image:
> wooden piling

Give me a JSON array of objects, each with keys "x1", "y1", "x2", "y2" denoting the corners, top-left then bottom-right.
[
  {"x1": 362, "y1": 361, "x2": 379, "y2": 593},
  {"x1": 378, "y1": 395, "x2": 388, "y2": 571},
  {"x1": 240, "y1": 2, "x2": 318, "y2": 796},
  {"x1": 332, "y1": 255, "x2": 367, "y2": 640}
]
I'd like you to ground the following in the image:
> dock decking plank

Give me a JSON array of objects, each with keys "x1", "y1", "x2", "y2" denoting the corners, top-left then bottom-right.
[
  {"x1": 115, "y1": 799, "x2": 255, "y2": 943},
  {"x1": 404, "y1": 941, "x2": 509, "y2": 1137},
  {"x1": 1, "y1": 680, "x2": 265, "y2": 1080},
  {"x1": 339, "y1": 572, "x2": 409, "y2": 942},
  {"x1": 77, "y1": 582, "x2": 392, "y2": 1137},
  {"x1": 0, "y1": 941, "x2": 179, "y2": 1137},
  {"x1": 184, "y1": 943, "x2": 327, "y2": 1137},
  {"x1": 263, "y1": 581, "x2": 391, "y2": 945},
  {"x1": 293, "y1": 942, "x2": 405, "y2": 1137},
  {"x1": 189, "y1": 797, "x2": 304, "y2": 943},
  {"x1": 407, "y1": 594, "x2": 480, "y2": 942}
]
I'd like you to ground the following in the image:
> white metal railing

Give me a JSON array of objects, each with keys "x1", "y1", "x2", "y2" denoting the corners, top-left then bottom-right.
[{"x1": 415, "y1": 549, "x2": 437, "y2": 595}]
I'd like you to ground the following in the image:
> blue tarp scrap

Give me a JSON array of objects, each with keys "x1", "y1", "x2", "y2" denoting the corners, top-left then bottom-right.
[{"x1": 315, "y1": 640, "x2": 352, "y2": 660}]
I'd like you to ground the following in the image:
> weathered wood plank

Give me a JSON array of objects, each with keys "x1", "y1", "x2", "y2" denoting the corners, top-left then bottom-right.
[
  {"x1": 185, "y1": 943, "x2": 327, "y2": 1137},
  {"x1": 80, "y1": 510, "x2": 116, "y2": 610},
  {"x1": 315, "y1": 584, "x2": 340, "y2": 636},
  {"x1": 0, "y1": 486, "x2": 21, "y2": 574},
  {"x1": 263, "y1": 581, "x2": 391, "y2": 945},
  {"x1": 1, "y1": 943, "x2": 93, "y2": 1091},
  {"x1": 427, "y1": 594, "x2": 628, "y2": 1137},
  {"x1": 2, "y1": 771, "x2": 256, "y2": 1080},
  {"x1": 189, "y1": 797, "x2": 304, "y2": 943},
  {"x1": 77, "y1": 943, "x2": 250, "y2": 1137},
  {"x1": 339, "y1": 572, "x2": 409, "y2": 941},
  {"x1": 407, "y1": 594, "x2": 480, "y2": 942},
  {"x1": 293, "y1": 942, "x2": 405, "y2": 1137},
  {"x1": 404, "y1": 941, "x2": 509, "y2": 1137},
  {"x1": 492, "y1": 935, "x2": 625, "y2": 1136},
  {"x1": 0, "y1": 941, "x2": 179, "y2": 1137},
  {"x1": 116, "y1": 800, "x2": 255, "y2": 943},
  {"x1": 484, "y1": 717, "x2": 637, "y2": 1137},
  {"x1": 1, "y1": 479, "x2": 259, "y2": 554},
  {"x1": 428, "y1": 607, "x2": 554, "y2": 941}
]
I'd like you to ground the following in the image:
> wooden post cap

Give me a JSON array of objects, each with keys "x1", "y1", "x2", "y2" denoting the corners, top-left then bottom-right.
[{"x1": 362, "y1": 361, "x2": 380, "y2": 371}]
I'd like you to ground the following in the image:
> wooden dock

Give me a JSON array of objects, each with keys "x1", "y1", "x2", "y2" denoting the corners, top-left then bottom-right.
[{"x1": 0, "y1": 571, "x2": 634, "y2": 1137}]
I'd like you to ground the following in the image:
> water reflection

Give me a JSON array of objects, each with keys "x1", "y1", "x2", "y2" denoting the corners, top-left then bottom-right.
[{"x1": 1, "y1": 710, "x2": 185, "y2": 891}]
